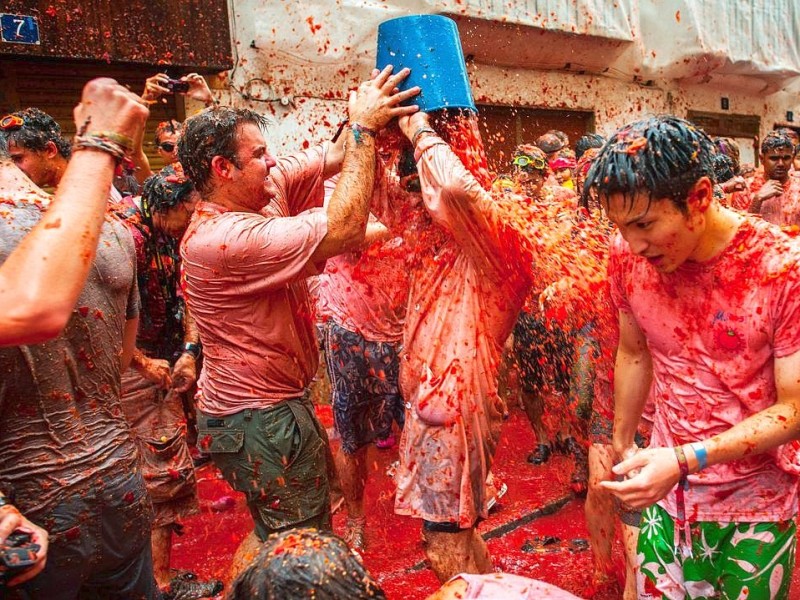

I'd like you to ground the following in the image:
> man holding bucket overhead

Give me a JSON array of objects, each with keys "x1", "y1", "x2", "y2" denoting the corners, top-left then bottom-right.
[{"x1": 378, "y1": 14, "x2": 539, "y2": 580}]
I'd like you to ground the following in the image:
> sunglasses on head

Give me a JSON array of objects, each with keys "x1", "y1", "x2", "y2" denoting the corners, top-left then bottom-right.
[
  {"x1": 0, "y1": 115, "x2": 24, "y2": 131},
  {"x1": 513, "y1": 154, "x2": 546, "y2": 170},
  {"x1": 159, "y1": 142, "x2": 176, "y2": 153}
]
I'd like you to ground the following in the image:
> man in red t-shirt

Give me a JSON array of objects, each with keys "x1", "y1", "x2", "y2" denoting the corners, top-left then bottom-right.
[
  {"x1": 747, "y1": 131, "x2": 800, "y2": 226},
  {"x1": 178, "y1": 67, "x2": 418, "y2": 577},
  {"x1": 586, "y1": 116, "x2": 800, "y2": 599}
]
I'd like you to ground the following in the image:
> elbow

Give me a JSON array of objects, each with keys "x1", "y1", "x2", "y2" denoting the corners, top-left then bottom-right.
[
  {"x1": 340, "y1": 223, "x2": 367, "y2": 251},
  {"x1": 331, "y1": 217, "x2": 368, "y2": 253}
]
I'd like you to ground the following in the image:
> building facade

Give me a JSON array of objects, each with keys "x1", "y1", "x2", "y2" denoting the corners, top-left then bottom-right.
[{"x1": 223, "y1": 0, "x2": 800, "y2": 169}]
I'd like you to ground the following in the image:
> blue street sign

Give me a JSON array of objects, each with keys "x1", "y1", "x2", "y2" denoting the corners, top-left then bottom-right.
[{"x1": 1, "y1": 14, "x2": 41, "y2": 45}]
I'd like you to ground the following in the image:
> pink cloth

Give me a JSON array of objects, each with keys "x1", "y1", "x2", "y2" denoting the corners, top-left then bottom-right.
[
  {"x1": 181, "y1": 147, "x2": 328, "y2": 416},
  {"x1": 315, "y1": 179, "x2": 408, "y2": 342},
  {"x1": 609, "y1": 217, "x2": 800, "y2": 522},
  {"x1": 454, "y1": 573, "x2": 583, "y2": 599},
  {"x1": 394, "y1": 136, "x2": 533, "y2": 527}
]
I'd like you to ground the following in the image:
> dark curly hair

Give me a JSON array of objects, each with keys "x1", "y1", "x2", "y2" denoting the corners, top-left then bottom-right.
[
  {"x1": 178, "y1": 107, "x2": 269, "y2": 193},
  {"x1": 760, "y1": 131, "x2": 795, "y2": 156},
  {"x1": 2, "y1": 107, "x2": 71, "y2": 158},
  {"x1": 229, "y1": 528, "x2": 386, "y2": 600},
  {"x1": 575, "y1": 133, "x2": 605, "y2": 159},
  {"x1": 583, "y1": 115, "x2": 715, "y2": 214},
  {"x1": 140, "y1": 164, "x2": 195, "y2": 216}
]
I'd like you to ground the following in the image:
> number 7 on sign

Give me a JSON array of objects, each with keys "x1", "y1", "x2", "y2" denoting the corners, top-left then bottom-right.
[{"x1": 13, "y1": 18, "x2": 24, "y2": 38}]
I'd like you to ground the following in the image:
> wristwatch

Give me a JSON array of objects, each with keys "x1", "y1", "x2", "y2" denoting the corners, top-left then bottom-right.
[
  {"x1": 0, "y1": 495, "x2": 12, "y2": 509},
  {"x1": 183, "y1": 342, "x2": 201, "y2": 360}
]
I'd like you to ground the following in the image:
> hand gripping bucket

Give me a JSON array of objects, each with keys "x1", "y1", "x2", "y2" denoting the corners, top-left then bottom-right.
[{"x1": 376, "y1": 15, "x2": 477, "y2": 113}]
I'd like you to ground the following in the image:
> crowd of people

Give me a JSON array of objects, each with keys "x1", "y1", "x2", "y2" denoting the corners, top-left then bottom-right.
[{"x1": 0, "y1": 55, "x2": 799, "y2": 600}]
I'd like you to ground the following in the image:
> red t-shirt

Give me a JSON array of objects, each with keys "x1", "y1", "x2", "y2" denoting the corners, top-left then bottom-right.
[
  {"x1": 610, "y1": 217, "x2": 800, "y2": 522},
  {"x1": 181, "y1": 147, "x2": 328, "y2": 415}
]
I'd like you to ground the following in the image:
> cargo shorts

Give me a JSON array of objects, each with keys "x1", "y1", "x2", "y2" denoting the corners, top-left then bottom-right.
[{"x1": 196, "y1": 398, "x2": 331, "y2": 541}]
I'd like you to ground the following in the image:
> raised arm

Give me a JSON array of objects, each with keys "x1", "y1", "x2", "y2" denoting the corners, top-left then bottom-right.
[
  {"x1": 310, "y1": 66, "x2": 419, "y2": 262},
  {"x1": 0, "y1": 78, "x2": 148, "y2": 346}
]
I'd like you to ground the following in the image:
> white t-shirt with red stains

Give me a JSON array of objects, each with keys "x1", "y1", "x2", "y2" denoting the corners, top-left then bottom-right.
[{"x1": 609, "y1": 217, "x2": 800, "y2": 522}]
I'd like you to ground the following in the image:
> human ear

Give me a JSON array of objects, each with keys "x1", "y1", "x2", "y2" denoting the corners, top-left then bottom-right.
[
  {"x1": 44, "y1": 140, "x2": 59, "y2": 159},
  {"x1": 687, "y1": 177, "x2": 713, "y2": 212},
  {"x1": 210, "y1": 155, "x2": 234, "y2": 181}
]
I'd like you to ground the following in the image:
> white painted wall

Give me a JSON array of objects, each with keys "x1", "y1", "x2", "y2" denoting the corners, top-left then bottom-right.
[{"x1": 219, "y1": 0, "x2": 800, "y2": 156}]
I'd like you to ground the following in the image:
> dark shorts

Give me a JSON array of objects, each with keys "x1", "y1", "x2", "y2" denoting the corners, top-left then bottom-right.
[
  {"x1": 323, "y1": 321, "x2": 403, "y2": 454},
  {"x1": 423, "y1": 519, "x2": 476, "y2": 533},
  {"x1": 513, "y1": 312, "x2": 573, "y2": 395},
  {"x1": 197, "y1": 398, "x2": 331, "y2": 542},
  {"x1": 15, "y1": 471, "x2": 157, "y2": 600}
]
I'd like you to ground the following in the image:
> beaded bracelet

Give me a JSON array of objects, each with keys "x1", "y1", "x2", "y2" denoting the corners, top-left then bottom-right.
[
  {"x1": 73, "y1": 134, "x2": 128, "y2": 163},
  {"x1": 89, "y1": 130, "x2": 134, "y2": 152},
  {"x1": 350, "y1": 123, "x2": 376, "y2": 145}
]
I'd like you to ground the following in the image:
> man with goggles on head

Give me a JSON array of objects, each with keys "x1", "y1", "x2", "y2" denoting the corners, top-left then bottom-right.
[{"x1": 511, "y1": 145, "x2": 549, "y2": 198}]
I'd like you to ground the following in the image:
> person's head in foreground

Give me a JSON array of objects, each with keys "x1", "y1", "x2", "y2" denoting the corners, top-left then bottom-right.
[
  {"x1": 511, "y1": 144, "x2": 549, "y2": 198},
  {"x1": 228, "y1": 528, "x2": 387, "y2": 600},
  {"x1": 0, "y1": 107, "x2": 71, "y2": 188},
  {"x1": 584, "y1": 115, "x2": 719, "y2": 274},
  {"x1": 760, "y1": 131, "x2": 795, "y2": 184},
  {"x1": 178, "y1": 106, "x2": 277, "y2": 211}
]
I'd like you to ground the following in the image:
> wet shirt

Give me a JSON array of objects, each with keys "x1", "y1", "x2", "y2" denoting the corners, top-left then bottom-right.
[
  {"x1": 748, "y1": 170, "x2": 800, "y2": 226},
  {"x1": 0, "y1": 200, "x2": 140, "y2": 517},
  {"x1": 609, "y1": 217, "x2": 800, "y2": 522},
  {"x1": 181, "y1": 147, "x2": 328, "y2": 416},
  {"x1": 395, "y1": 137, "x2": 533, "y2": 526},
  {"x1": 117, "y1": 198, "x2": 184, "y2": 360},
  {"x1": 315, "y1": 178, "x2": 409, "y2": 342},
  {"x1": 454, "y1": 573, "x2": 582, "y2": 599}
]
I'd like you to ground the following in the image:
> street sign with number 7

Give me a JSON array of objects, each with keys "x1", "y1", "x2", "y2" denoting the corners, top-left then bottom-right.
[{"x1": 1, "y1": 14, "x2": 41, "y2": 45}]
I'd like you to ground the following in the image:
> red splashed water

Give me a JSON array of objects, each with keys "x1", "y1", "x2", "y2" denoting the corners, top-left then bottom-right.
[{"x1": 435, "y1": 110, "x2": 494, "y2": 189}]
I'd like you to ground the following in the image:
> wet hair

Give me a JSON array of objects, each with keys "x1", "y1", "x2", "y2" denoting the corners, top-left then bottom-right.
[
  {"x1": 712, "y1": 137, "x2": 741, "y2": 174},
  {"x1": 583, "y1": 115, "x2": 715, "y2": 213},
  {"x1": 712, "y1": 153, "x2": 736, "y2": 184},
  {"x1": 2, "y1": 107, "x2": 71, "y2": 158},
  {"x1": 228, "y1": 529, "x2": 387, "y2": 600},
  {"x1": 535, "y1": 132, "x2": 564, "y2": 155},
  {"x1": 512, "y1": 144, "x2": 549, "y2": 174},
  {"x1": 155, "y1": 119, "x2": 183, "y2": 146},
  {"x1": 0, "y1": 134, "x2": 8, "y2": 160},
  {"x1": 760, "y1": 131, "x2": 795, "y2": 156},
  {"x1": 140, "y1": 164, "x2": 195, "y2": 216},
  {"x1": 178, "y1": 106, "x2": 270, "y2": 193},
  {"x1": 575, "y1": 133, "x2": 605, "y2": 159},
  {"x1": 546, "y1": 129, "x2": 570, "y2": 148},
  {"x1": 775, "y1": 127, "x2": 799, "y2": 145}
]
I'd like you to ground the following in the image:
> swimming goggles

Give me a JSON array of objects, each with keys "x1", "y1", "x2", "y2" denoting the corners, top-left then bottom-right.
[
  {"x1": 513, "y1": 154, "x2": 547, "y2": 170},
  {"x1": 0, "y1": 115, "x2": 24, "y2": 131}
]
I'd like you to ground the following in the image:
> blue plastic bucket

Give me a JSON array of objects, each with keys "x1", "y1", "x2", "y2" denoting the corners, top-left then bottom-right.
[{"x1": 376, "y1": 15, "x2": 477, "y2": 113}]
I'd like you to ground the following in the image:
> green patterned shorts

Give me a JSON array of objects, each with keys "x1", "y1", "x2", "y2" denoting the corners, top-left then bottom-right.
[{"x1": 637, "y1": 504, "x2": 796, "y2": 599}]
